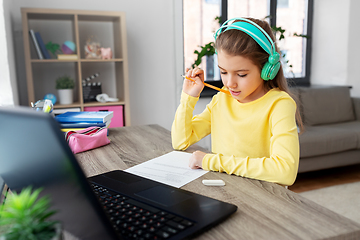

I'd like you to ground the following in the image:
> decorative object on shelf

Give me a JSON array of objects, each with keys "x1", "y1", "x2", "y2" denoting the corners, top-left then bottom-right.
[
  {"x1": 61, "y1": 41, "x2": 76, "y2": 54},
  {"x1": 46, "y1": 41, "x2": 62, "y2": 58},
  {"x1": 31, "y1": 99, "x2": 54, "y2": 113},
  {"x1": 100, "y1": 47, "x2": 112, "y2": 59},
  {"x1": 44, "y1": 93, "x2": 57, "y2": 105},
  {"x1": 82, "y1": 73, "x2": 102, "y2": 102},
  {"x1": 57, "y1": 54, "x2": 78, "y2": 60},
  {"x1": 55, "y1": 75, "x2": 75, "y2": 105},
  {"x1": 0, "y1": 186, "x2": 62, "y2": 240},
  {"x1": 84, "y1": 38, "x2": 101, "y2": 59},
  {"x1": 96, "y1": 93, "x2": 119, "y2": 103}
]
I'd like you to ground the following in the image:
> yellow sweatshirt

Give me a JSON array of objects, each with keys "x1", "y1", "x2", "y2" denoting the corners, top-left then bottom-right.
[{"x1": 171, "y1": 88, "x2": 299, "y2": 186}]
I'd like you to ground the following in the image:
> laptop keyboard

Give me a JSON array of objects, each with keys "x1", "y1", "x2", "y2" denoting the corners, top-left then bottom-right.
[{"x1": 91, "y1": 183, "x2": 194, "y2": 240}]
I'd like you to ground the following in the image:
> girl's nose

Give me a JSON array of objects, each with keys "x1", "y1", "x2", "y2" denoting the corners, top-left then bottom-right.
[{"x1": 227, "y1": 75, "x2": 237, "y2": 89}]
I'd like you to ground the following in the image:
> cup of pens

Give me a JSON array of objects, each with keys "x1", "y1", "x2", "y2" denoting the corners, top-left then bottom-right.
[{"x1": 31, "y1": 99, "x2": 53, "y2": 113}]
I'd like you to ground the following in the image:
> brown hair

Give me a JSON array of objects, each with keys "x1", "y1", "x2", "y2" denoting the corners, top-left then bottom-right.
[{"x1": 215, "y1": 17, "x2": 303, "y2": 132}]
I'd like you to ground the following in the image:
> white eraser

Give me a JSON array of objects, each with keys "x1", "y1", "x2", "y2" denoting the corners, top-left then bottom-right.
[{"x1": 202, "y1": 179, "x2": 225, "y2": 186}]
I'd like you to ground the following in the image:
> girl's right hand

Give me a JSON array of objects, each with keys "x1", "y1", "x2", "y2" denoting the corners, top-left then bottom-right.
[{"x1": 183, "y1": 67, "x2": 204, "y2": 97}]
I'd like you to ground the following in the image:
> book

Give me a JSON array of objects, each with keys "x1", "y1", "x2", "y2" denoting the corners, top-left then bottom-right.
[
  {"x1": 55, "y1": 111, "x2": 113, "y2": 123},
  {"x1": 52, "y1": 107, "x2": 81, "y2": 117},
  {"x1": 57, "y1": 54, "x2": 78, "y2": 60},
  {"x1": 29, "y1": 29, "x2": 43, "y2": 59},
  {"x1": 60, "y1": 128, "x2": 87, "y2": 132},
  {"x1": 34, "y1": 32, "x2": 51, "y2": 59},
  {"x1": 60, "y1": 120, "x2": 110, "y2": 128}
]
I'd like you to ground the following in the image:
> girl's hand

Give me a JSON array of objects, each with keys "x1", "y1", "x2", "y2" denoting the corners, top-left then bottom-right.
[
  {"x1": 189, "y1": 150, "x2": 206, "y2": 169},
  {"x1": 183, "y1": 67, "x2": 204, "y2": 97}
]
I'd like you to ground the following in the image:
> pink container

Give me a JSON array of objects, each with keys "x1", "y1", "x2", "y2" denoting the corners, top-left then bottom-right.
[{"x1": 84, "y1": 105, "x2": 124, "y2": 128}]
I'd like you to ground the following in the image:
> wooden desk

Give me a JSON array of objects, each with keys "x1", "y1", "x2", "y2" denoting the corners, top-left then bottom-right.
[{"x1": 76, "y1": 125, "x2": 360, "y2": 240}]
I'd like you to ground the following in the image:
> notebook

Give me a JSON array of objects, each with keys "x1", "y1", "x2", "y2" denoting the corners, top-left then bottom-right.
[{"x1": 0, "y1": 107, "x2": 237, "y2": 240}]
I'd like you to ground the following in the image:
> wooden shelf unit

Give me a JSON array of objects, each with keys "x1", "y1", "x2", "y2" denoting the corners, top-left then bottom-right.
[{"x1": 21, "y1": 8, "x2": 130, "y2": 126}]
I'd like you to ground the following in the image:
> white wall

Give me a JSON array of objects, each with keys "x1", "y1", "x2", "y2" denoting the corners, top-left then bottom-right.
[
  {"x1": 311, "y1": 0, "x2": 360, "y2": 96},
  {"x1": 1, "y1": 0, "x2": 18, "y2": 106},
  {"x1": 5, "y1": 0, "x2": 183, "y2": 130},
  {"x1": 347, "y1": 0, "x2": 360, "y2": 96},
  {"x1": 310, "y1": 0, "x2": 350, "y2": 86}
]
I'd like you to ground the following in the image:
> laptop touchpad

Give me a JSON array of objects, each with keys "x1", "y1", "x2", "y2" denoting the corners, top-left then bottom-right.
[{"x1": 136, "y1": 186, "x2": 191, "y2": 207}]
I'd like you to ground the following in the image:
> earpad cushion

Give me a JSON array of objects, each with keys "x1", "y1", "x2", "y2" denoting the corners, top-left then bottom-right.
[
  {"x1": 261, "y1": 62, "x2": 272, "y2": 81},
  {"x1": 269, "y1": 62, "x2": 281, "y2": 80},
  {"x1": 261, "y1": 62, "x2": 281, "y2": 81}
]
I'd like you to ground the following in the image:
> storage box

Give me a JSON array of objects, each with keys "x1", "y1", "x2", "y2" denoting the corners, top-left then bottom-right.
[{"x1": 84, "y1": 105, "x2": 124, "y2": 128}]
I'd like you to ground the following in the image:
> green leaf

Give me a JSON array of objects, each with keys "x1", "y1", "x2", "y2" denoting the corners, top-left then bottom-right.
[
  {"x1": 27, "y1": 188, "x2": 42, "y2": 209},
  {"x1": 0, "y1": 187, "x2": 58, "y2": 240},
  {"x1": 45, "y1": 41, "x2": 61, "y2": 56},
  {"x1": 55, "y1": 75, "x2": 75, "y2": 89},
  {"x1": 192, "y1": 42, "x2": 215, "y2": 68},
  {"x1": 215, "y1": 16, "x2": 221, "y2": 24},
  {"x1": 293, "y1": 33, "x2": 310, "y2": 39}
]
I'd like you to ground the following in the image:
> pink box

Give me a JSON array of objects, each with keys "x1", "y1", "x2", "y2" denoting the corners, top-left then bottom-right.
[{"x1": 84, "y1": 105, "x2": 124, "y2": 128}]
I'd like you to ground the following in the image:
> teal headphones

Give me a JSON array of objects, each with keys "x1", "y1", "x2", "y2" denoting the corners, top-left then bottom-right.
[{"x1": 214, "y1": 18, "x2": 281, "y2": 81}]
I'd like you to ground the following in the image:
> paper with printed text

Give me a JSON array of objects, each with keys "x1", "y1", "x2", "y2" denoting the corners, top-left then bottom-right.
[{"x1": 125, "y1": 151, "x2": 208, "y2": 188}]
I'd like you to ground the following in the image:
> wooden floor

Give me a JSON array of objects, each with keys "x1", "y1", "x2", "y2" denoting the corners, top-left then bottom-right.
[{"x1": 289, "y1": 163, "x2": 360, "y2": 193}]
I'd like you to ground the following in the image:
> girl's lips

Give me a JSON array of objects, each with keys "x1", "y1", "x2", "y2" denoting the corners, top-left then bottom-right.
[{"x1": 230, "y1": 90, "x2": 241, "y2": 96}]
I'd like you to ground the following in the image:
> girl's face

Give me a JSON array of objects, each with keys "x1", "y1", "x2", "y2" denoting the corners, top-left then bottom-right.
[{"x1": 217, "y1": 50, "x2": 266, "y2": 103}]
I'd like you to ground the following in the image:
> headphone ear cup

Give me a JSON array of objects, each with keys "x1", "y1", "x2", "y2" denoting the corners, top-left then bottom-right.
[
  {"x1": 261, "y1": 62, "x2": 272, "y2": 81},
  {"x1": 261, "y1": 61, "x2": 281, "y2": 81},
  {"x1": 268, "y1": 62, "x2": 281, "y2": 80}
]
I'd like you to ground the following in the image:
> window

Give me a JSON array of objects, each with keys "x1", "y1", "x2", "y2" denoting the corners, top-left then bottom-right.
[
  {"x1": 227, "y1": 0, "x2": 268, "y2": 20},
  {"x1": 183, "y1": 0, "x2": 221, "y2": 81},
  {"x1": 183, "y1": 0, "x2": 313, "y2": 89},
  {"x1": 275, "y1": 0, "x2": 312, "y2": 84}
]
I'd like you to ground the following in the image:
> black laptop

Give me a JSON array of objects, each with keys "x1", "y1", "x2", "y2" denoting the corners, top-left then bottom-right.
[{"x1": 0, "y1": 107, "x2": 237, "y2": 240}]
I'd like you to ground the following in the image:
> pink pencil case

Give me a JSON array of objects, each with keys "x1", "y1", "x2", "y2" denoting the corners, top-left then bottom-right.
[{"x1": 65, "y1": 127, "x2": 110, "y2": 154}]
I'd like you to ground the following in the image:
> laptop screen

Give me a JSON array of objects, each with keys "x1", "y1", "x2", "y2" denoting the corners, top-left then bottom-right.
[{"x1": 0, "y1": 107, "x2": 118, "y2": 239}]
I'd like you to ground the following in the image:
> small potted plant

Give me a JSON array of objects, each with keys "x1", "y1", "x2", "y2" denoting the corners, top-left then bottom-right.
[
  {"x1": 192, "y1": 42, "x2": 216, "y2": 69},
  {"x1": 0, "y1": 186, "x2": 62, "y2": 240},
  {"x1": 55, "y1": 75, "x2": 75, "y2": 105}
]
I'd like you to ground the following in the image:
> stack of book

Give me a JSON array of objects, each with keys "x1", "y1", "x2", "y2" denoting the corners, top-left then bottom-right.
[{"x1": 55, "y1": 111, "x2": 113, "y2": 132}]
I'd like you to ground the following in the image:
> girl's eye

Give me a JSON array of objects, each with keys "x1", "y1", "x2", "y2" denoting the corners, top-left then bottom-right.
[
  {"x1": 220, "y1": 71, "x2": 227, "y2": 75},
  {"x1": 238, "y1": 74, "x2": 247, "y2": 77}
]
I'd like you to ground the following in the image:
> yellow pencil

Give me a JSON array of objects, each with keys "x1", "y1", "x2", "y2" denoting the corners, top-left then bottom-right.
[{"x1": 182, "y1": 75, "x2": 231, "y2": 96}]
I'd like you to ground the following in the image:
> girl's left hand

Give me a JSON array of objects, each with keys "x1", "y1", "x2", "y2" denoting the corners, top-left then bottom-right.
[
  {"x1": 189, "y1": 151, "x2": 206, "y2": 169},
  {"x1": 183, "y1": 67, "x2": 204, "y2": 98}
]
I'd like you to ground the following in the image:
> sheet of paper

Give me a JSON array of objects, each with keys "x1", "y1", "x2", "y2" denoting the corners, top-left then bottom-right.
[{"x1": 125, "y1": 151, "x2": 208, "y2": 188}]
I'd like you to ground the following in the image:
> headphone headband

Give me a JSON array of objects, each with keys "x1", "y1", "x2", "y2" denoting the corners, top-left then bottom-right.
[{"x1": 214, "y1": 18, "x2": 276, "y2": 55}]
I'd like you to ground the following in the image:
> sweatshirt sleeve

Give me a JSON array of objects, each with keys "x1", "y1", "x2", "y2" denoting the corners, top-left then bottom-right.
[
  {"x1": 202, "y1": 98, "x2": 299, "y2": 186},
  {"x1": 171, "y1": 91, "x2": 212, "y2": 150}
]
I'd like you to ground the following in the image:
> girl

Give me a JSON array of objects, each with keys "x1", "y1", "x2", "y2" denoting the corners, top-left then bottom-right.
[{"x1": 171, "y1": 17, "x2": 301, "y2": 186}]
